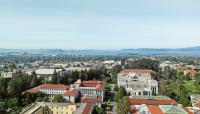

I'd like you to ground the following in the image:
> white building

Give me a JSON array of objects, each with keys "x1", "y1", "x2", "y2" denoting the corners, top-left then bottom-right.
[
  {"x1": 35, "y1": 69, "x2": 55, "y2": 81},
  {"x1": 0, "y1": 72, "x2": 16, "y2": 78},
  {"x1": 35, "y1": 69, "x2": 66, "y2": 81},
  {"x1": 72, "y1": 80, "x2": 105, "y2": 101},
  {"x1": 63, "y1": 89, "x2": 80, "y2": 103},
  {"x1": 53, "y1": 64, "x2": 68, "y2": 69},
  {"x1": 117, "y1": 69, "x2": 158, "y2": 96},
  {"x1": 26, "y1": 79, "x2": 105, "y2": 104},
  {"x1": 40, "y1": 84, "x2": 70, "y2": 97},
  {"x1": 26, "y1": 84, "x2": 70, "y2": 98},
  {"x1": 159, "y1": 61, "x2": 180, "y2": 71},
  {"x1": 65, "y1": 67, "x2": 93, "y2": 72}
]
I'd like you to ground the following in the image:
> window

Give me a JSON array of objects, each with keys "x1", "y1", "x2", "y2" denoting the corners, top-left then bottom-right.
[{"x1": 139, "y1": 92, "x2": 141, "y2": 95}]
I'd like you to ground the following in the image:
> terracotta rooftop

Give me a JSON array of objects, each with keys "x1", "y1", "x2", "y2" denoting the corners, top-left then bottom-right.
[
  {"x1": 148, "y1": 106, "x2": 164, "y2": 114},
  {"x1": 184, "y1": 69, "x2": 197, "y2": 76},
  {"x1": 128, "y1": 98, "x2": 177, "y2": 105},
  {"x1": 64, "y1": 89, "x2": 80, "y2": 96},
  {"x1": 40, "y1": 84, "x2": 69, "y2": 89},
  {"x1": 195, "y1": 102, "x2": 200, "y2": 108},
  {"x1": 95, "y1": 83, "x2": 104, "y2": 90},
  {"x1": 26, "y1": 86, "x2": 40, "y2": 93},
  {"x1": 76, "y1": 81, "x2": 105, "y2": 90},
  {"x1": 81, "y1": 96, "x2": 102, "y2": 103},
  {"x1": 184, "y1": 107, "x2": 194, "y2": 114},
  {"x1": 120, "y1": 69, "x2": 156, "y2": 74},
  {"x1": 129, "y1": 105, "x2": 138, "y2": 114},
  {"x1": 82, "y1": 104, "x2": 94, "y2": 114}
]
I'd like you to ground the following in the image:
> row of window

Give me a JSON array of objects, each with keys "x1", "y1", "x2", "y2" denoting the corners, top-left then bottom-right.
[
  {"x1": 128, "y1": 84, "x2": 148, "y2": 89},
  {"x1": 41, "y1": 89, "x2": 66, "y2": 92}
]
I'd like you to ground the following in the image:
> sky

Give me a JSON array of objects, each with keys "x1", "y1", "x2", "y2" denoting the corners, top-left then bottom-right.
[{"x1": 0, "y1": 0, "x2": 200, "y2": 50}]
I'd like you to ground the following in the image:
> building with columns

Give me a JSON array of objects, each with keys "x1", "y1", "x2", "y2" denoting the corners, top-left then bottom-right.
[
  {"x1": 72, "y1": 79, "x2": 105, "y2": 101},
  {"x1": 26, "y1": 84, "x2": 70, "y2": 98},
  {"x1": 26, "y1": 80, "x2": 105, "y2": 105},
  {"x1": 117, "y1": 69, "x2": 158, "y2": 96}
]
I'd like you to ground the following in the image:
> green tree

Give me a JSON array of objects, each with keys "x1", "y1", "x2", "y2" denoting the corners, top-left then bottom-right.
[
  {"x1": 125, "y1": 59, "x2": 160, "y2": 72},
  {"x1": 53, "y1": 95, "x2": 64, "y2": 103},
  {"x1": 115, "y1": 87, "x2": 127, "y2": 102},
  {"x1": 0, "y1": 78, "x2": 7, "y2": 98},
  {"x1": 92, "y1": 105, "x2": 106, "y2": 114},
  {"x1": 52, "y1": 70, "x2": 58, "y2": 84},
  {"x1": 30, "y1": 75, "x2": 40, "y2": 88},
  {"x1": 7, "y1": 80, "x2": 17, "y2": 97},
  {"x1": 116, "y1": 97, "x2": 129, "y2": 114},
  {"x1": 7, "y1": 98, "x2": 18, "y2": 108}
]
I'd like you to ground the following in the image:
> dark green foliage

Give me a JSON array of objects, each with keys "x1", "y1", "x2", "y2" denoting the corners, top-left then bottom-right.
[
  {"x1": 0, "y1": 71, "x2": 43, "y2": 113},
  {"x1": 92, "y1": 105, "x2": 106, "y2": 114},
  {"x1": 125, "y1": 58, "x2": 160, "y2": 72},
  {"x1": 52, "y1": 95, "x2": 64, "y2": 103},
  {"x1": 114, "y1": 87, "x2": 127, "y2": 102},
  {"x1": 115, "y1": 97, "x2": 129, "y2": 114},
  {"x1": 160, "y1": 80, "x2": 191, "y2": 107}
]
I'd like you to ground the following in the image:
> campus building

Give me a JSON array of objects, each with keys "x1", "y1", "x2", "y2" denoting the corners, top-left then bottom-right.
[
  {"x1": 117, "y1": 69, "x2": 158, "y2": 96},
  {"x1": 20, "y1": 102, "x2": 76, "y2": 114},
  {"x1": 128, "y1": 96, "x2": 188, "y2": 114},
  {"x1": 26, "y1": 84, "x2": 70, "y2": 98},
  {"x1": 26, "y1": 80, "x2": 105, "y2": 105}
]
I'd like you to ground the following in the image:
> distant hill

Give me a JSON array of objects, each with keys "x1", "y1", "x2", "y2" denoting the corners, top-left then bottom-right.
[
  {"x1": 175, "y1": 46, "x2": 200, "y2": 51},
  {"x1": 121, "y1": 46, "x2": 200, "y2": 51},
  {"x1": 0, "y1": 46, "x2": 200, "y2": 56}
]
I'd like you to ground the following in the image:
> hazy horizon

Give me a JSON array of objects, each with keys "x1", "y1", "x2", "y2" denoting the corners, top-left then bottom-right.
[
  {"x1": 1, "y1": 45, "x2": 200, "y2": 50},
  {"x1": 0, "y1": 0, "x2": 200, "y2": 49}
]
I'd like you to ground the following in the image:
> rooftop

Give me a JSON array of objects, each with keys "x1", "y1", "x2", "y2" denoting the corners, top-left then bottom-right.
[
  {"x1": 35, "y1": 69, "x2": 55, "y2": 75},
  {"x1": 82, "y1": 104, "x2": 94, "y2": 114},
  {"x1": 26, "y1": 86, "x2": 40, "y2": 93},
  {"x1": 159, "y1": 105, "x2": 187, "y2": 114},
  {"x1": 81, "y1": 96, "x2": 102, "y2": 103},
  {"x1": 40, "y1": 84, "x2": 70, "y2": 89},
  {"x1": 148, "y1": 106, "x2": 164, "y2": 114},
  {"x1": 130, "y1": 96, "x2": 171, "y2": 100},
  {"x1": 120, "y1": 69, "x2": 156, "y2": 74},
  {"x1": 195, "y1": 102, "x2": 200, "y2": 108},
  {"x1": 64, "y1": 89, "x2": 80, "y2": 96},
  {"x1": 128, "y1": 98, "x2": 177, "y2": 105},
  {"x1": 184, "y1": 107, "x2": 194, "y2": 114},
  {"x1": 75, "y1": 80, "x2": 105, "y2": 90}
]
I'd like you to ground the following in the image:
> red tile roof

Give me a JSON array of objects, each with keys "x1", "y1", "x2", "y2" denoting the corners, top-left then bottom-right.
[
  {"x1": 195, "y1": 102, "x2": 200, "y2": 108},
  {"x1": 184, "y1": 107, "x2": 194, "y2": 114},
  {"x1": 148, "y1": 106, "x2": 164, "y2": 114},
  {"x1": 64, "y1": 89, "x2": 80, "y2": 96},
  {"x1": 81, "y1": 96, "x2": 102, "y2": 103},
  {"x1": 184, "y1": 69, "x2": 197, "y2": 76},
  {"x1": 26, "y1": 86, "x2": 40, "y2": 93},
  {"x1": 128, "y1": 98, "x2": 177, "y2": 105},
  {"x1": 82, "y1": 104, "x2": 94, "y2": 114},
  {"x1": 75, "y1": 81, "x2": 105, "y2": 90},
  {"x1": 120, "y1": 69, "x2": 156, "y2": 74},
  {"x1": 129, "y1": 105, "x2": 138, "y2": 114},
  {"x1": 95, "y1": 83, "x2": 104, "y2": 90},
  {"x1": 40, "y1": 84, "x2": 69, "y2": 89}
]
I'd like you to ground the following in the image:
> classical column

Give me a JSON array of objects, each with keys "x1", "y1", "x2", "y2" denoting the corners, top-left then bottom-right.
[{"x1": 156, "y1": 87, "x2": 158, "y2": 95}]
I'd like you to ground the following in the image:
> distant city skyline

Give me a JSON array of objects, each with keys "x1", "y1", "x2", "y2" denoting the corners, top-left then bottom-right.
[{"x1": 0, "y1": 0, "x2": 200, "y2": 49}]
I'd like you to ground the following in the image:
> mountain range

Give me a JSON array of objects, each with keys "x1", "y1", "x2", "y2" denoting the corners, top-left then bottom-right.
[{"x1": 0, "y1": 46, "x2": 200, "y2": 56}]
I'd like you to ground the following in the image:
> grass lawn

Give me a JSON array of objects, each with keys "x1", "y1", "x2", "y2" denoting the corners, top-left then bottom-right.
[{"x1": 183, "y1": 80, "x2": 197, "y2": 93}]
